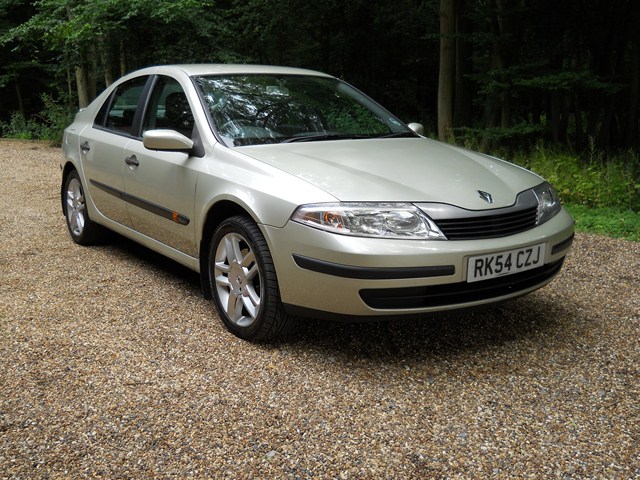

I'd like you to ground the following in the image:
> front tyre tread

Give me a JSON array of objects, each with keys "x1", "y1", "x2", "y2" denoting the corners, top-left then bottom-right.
[{"x1": 209, "y1": 215, "x2": 294, "y2": 342}]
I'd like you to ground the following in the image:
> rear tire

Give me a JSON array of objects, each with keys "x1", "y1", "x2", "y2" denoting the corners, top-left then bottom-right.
[
  {"x1": 62, "y1": 170, "x2": 102, "y2": 245},
  {"x1": 209, "y1": 216, "x2": 293, "y2": 341}
]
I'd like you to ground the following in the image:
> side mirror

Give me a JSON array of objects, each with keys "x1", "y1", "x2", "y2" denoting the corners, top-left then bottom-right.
[
  {"x1": 143, "y1": 129, "x2": 194, "y2": 151},
  {"x1": 407, "y1": 123, "x2": 425, "y2": 135}
]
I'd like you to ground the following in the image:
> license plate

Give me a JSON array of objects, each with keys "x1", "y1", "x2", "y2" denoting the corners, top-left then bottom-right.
[{"x1": 467, "y1": 243, "x2": 546, "y2": 283}]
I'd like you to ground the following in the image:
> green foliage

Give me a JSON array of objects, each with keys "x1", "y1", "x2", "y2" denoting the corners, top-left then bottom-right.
[
  {"x1": 33, "y1": 94, "x2": 75, "y2": 142},
  {"x1": 0, "y1": 94, "x2": 73, "y2": 142},
  {"x1": 454, "y1": 123, "x2": 545, "y2": 149},
  {"x1": 514, "y1": 70, "x2": 619, "y2": 93},
  {"x1": 2, "y1": 0, "x2": 638, "y2": 155},
  {"x1": 511, "y1": 142, "x2": 640, "y2": 211},
  {"x1": 507, "y1": 141, "x2": 639, "y2": 240},
  {"x1": 0, "y1": 111, "x2": 38, "y2": 139},
  {"x1": 565, "y1": 204, "x2": 640, "y2": 242}
]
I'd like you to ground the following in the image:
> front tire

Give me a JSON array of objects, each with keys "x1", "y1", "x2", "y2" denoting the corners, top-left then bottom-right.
[
  {"x1": 209, "y1": 216, "x2": 293, "y2": 341},
  {"x1": 62, "y1": 170, "x2": 102, "y2": 245}
]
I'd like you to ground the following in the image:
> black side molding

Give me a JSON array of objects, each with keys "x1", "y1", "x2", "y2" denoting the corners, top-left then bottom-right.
[
  {"x1": 292, "y1": 254, "x2": 455, "y2": 280},
  {"x1": 90, "y1": 179, "x2": 190, "y2": 226},
  {"x1": 551, "y1": 233, "x2": 575, "y2": 255}
]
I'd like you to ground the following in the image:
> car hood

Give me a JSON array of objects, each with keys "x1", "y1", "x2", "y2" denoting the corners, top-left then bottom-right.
[{"x1": 238, "y1": 138, "x2": 542, "y2": 209}]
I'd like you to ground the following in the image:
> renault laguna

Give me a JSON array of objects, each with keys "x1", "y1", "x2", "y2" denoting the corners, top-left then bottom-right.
[{"x1": 61, "y1": 64, "x2": 574, "y2": 341}]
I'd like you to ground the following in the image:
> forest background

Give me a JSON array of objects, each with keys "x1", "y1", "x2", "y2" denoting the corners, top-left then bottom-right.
[{"x1": 1, "y1": 0, "x2": 638, "y2": 238}]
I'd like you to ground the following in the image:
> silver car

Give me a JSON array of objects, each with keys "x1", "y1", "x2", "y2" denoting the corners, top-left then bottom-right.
[{"x1": 61, "y1": 64, "x2": 574, "y2": 341}]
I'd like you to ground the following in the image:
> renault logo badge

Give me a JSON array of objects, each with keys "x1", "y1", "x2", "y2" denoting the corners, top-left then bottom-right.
[{"x1": 478, "y1": 190, "x2": 493, "y2": 204}]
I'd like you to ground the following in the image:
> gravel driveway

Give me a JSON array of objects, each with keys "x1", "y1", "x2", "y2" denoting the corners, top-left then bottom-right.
[{"x1": 1, "y1": 140, "x2": 638, "y2": 479}]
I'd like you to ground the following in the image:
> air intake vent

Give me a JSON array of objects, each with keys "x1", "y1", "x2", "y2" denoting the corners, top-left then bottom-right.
[{"x1": 435, "y1": 206, "x2": 538, "y2": 240}]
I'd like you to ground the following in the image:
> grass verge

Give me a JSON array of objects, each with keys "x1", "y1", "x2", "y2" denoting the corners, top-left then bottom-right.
[{"x1": 565, "y1": 204, "x2": 640, "y2": 242}]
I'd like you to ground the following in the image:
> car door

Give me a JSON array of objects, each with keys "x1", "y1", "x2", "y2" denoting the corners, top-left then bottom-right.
[
  {"x1": 122, "y1": 75, "x2": 199, "y2": 257},
  {"x1": 79, "y1": 75, "x2": 150, "y2": 228}
]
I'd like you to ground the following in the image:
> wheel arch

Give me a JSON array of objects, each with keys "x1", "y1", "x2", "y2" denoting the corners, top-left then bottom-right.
[
  {"x1": 198, "y1": 199, "x2": 257, "y2": 299},
  {"x1": 60, "y1": 161, "x2": 78, "y2": 215}
]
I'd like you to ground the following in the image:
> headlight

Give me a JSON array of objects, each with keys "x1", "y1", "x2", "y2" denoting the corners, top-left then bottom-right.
[
  {"x1": 291, "y1": 202, "x2": 446, "y2": 239},
  {"x1": 533, "y1": 183, "x2": 561, "y2": 225}
]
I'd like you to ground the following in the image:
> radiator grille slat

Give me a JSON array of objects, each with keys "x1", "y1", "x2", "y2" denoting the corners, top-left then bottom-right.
[{"x1": 435, "y1": 206, "x2": 538, "y2": 240}]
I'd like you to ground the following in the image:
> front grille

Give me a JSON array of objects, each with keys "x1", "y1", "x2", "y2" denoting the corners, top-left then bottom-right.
[
  {"x1": 434, "y1": 206, "x2": 538, "y2": 240},
  {"x1": 360, "y1": 259, "x2": 563, "y2": 310}
]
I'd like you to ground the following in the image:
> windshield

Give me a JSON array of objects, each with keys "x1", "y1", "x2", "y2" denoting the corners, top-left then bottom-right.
[{"x1": 194, "y1": 74, "x2": 413, "y2": 146}]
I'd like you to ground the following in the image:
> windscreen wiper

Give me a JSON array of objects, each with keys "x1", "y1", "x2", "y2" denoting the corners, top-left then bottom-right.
[
  {"x1": 282, "y1": 133, "x2": 373, "y2": 143},
  {"x1": 283, "y1": 131, "x2": 417, "y2": 143},
  {"x1": 377, "y1": 131, "x2": 417, "y2": 138}
]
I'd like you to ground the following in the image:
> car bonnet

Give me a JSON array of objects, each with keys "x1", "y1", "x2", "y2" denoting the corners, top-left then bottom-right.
[{"x1": 237, "y1": 137, "x2": 543, "y2": 210}]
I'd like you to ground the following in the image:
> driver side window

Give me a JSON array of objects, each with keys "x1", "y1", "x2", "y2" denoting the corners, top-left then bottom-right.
[{"x1": 143, "y1": 76, "x2": 195, "y2": 138}]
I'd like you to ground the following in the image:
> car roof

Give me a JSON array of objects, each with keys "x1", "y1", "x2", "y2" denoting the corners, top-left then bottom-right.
[{"x1": 130, "y1": 64, "x2": 334, "y2": 79}]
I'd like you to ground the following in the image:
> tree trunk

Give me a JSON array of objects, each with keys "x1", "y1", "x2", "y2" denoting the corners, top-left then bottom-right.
[
  {"x1": 14, "y1": 80, "x2": 25, "y2": 118},
  {"x1": 66, "y1": 65, "x2": 74, "y2": 111},
  {"x1": 491, "y1": 0, "x2": 511, "y2": 130},
  {"x1": 75, "y1": 65, "x2": 90, "y2": 109},
  {"x1": 549, "y1": 91, "x2": 562, "y2": 144},
  {"x1": 480, "y1": 103, "x2": 500, "y2": 152},
  {"x1": 67, "y1": 4, "x2": 90, "y2": 108},
  {"x1": 120, "y1": 39, "x2": 127, "y2": 77},
  {"x1": 101, "y1": 36, "x2": 114, "y2": 87},
  {"x1": 573, "y1": 93, "x2": 584, "y2": 152},
  {"x1": 89, "y1": 47, "x2": 98, "y2": 101},
  {"x1": 438, "y1": 0, "x2": 456, "y2": 142},
  {"x1": 625, "y1": 40, "x2": 639, "y2": 148},
  {"x1": 454, "y1": 0, "x2": 472, "y2": 127}
]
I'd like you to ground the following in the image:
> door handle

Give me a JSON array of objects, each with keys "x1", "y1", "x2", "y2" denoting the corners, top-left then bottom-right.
[
  {"x1": 124, "y1": 155, "x2": 139, "y2": 167},
  {"x1": 80, "y1": 141, "x2": 90, "y2": 153}
]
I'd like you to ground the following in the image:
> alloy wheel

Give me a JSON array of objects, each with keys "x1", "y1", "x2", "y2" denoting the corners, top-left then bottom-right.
[
  {"x1": 66, "y1": 177, "x2": 86, "y2": 237},
  {"x1": 213, "y1": 231, "x2": 263, "y2": 327}
]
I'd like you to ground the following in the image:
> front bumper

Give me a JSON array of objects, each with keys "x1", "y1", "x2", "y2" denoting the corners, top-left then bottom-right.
[{"x1": 264, "y1": 207, "x2": 574, "y2": 318}]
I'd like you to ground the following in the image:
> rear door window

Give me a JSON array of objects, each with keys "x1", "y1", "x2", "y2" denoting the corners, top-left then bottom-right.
[{"x1": 94, "y1": 76, "x2": 149, "y2": 136}]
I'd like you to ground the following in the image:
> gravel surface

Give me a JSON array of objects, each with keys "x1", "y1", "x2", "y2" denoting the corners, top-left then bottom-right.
[{"x1": 1, "y1": 139, "x2": 639, "y2": 479}]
